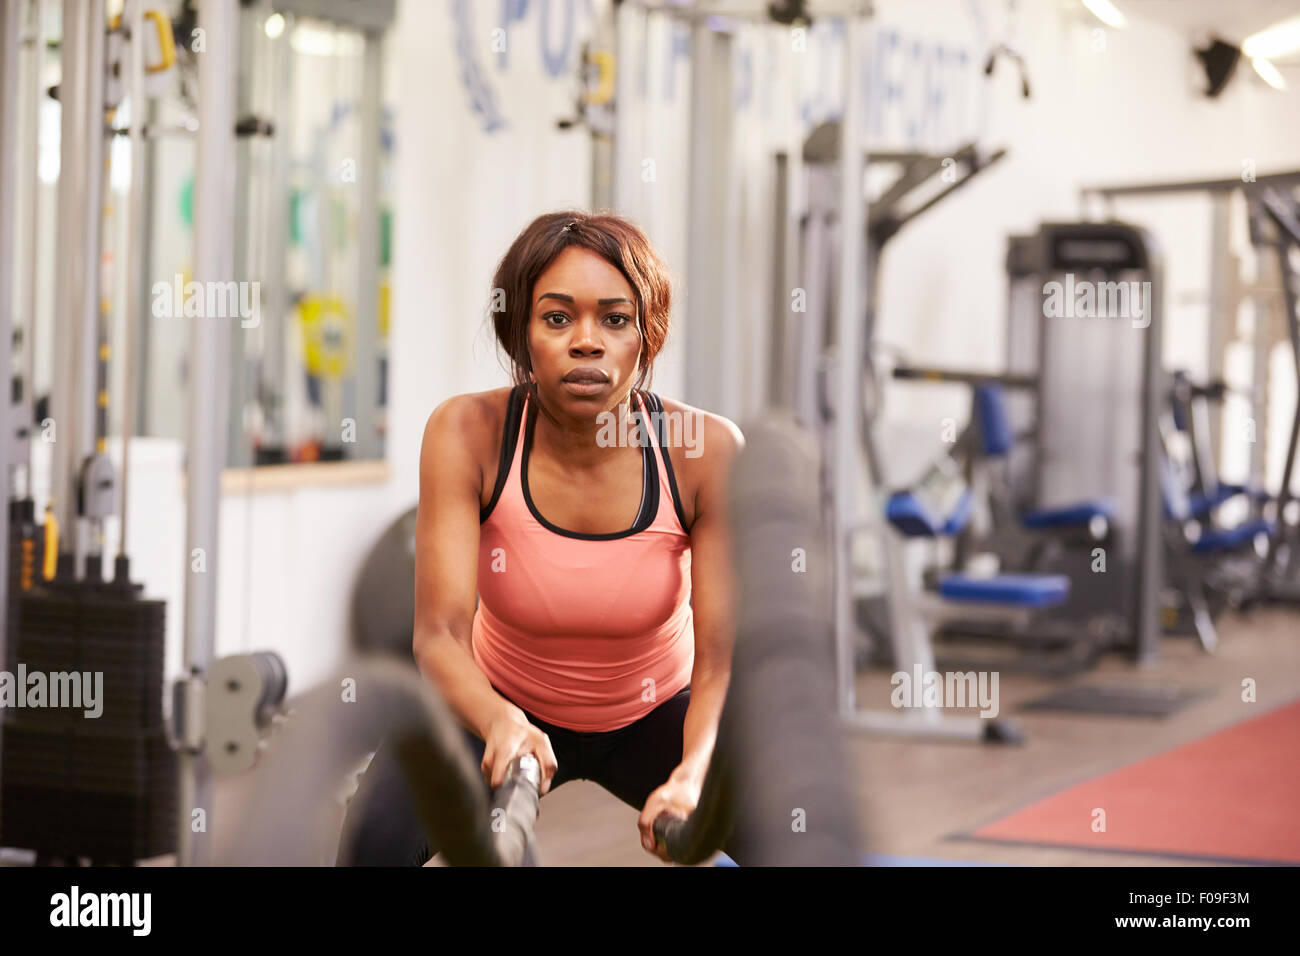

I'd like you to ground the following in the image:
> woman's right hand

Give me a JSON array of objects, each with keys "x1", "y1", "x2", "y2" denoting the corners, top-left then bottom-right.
[{"x1": 481, "y1": 705, "x2": 558, "y2": 796}]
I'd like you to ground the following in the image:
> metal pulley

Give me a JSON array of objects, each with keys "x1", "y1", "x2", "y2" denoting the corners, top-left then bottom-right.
[{"x1": 76, "y1": 453, "x2": 117, "y2": 520}]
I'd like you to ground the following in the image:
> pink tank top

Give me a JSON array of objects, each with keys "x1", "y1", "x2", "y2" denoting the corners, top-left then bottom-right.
[{"x1": 471, "y1": 386, "x2": 694, "y2": 732}]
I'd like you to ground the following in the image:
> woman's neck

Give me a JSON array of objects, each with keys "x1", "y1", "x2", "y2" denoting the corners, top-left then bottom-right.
[{"x1": 531, "y1": 391, "x2": 644, "y2": 471}]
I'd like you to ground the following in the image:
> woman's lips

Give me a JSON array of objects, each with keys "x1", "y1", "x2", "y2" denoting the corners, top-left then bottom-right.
[{"x1": 562, "y1": 379, "x2": 607, "y2": 396}]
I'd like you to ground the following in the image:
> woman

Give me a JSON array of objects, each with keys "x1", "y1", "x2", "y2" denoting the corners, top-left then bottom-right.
[{"x1": 340, "y1": 211, "x2": 744, "y2": 865}]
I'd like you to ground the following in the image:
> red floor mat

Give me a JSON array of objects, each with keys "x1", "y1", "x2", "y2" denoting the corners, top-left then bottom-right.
[{"x1": 965, "y1": 700, "x2": 1300, "y2": 864}]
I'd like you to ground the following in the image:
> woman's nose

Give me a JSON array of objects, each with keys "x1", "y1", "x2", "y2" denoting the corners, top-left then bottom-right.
[{"x1": 569, "y1": 318, "x2": 604, "y2": 351}]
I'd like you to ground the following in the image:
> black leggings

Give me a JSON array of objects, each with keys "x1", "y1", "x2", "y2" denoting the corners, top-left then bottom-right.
[{"x1": 336, "y1": 684, "x2": 739, "y2": 865}]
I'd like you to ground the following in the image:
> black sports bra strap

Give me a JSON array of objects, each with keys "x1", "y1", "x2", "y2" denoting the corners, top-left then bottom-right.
[
  {"x1": 641, "y1": 390, "x2": 668, "y2": 448},
  {"x1": 639, "y1": 390, "x2": 691, "y2": 534},
  {"x1": 480, "y1": 384, "x2": 527, "y2": 523}
]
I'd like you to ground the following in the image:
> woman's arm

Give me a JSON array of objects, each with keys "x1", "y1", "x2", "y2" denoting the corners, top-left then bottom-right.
[
  {"x1": 412, "y1": 395, "x2": 519, "y2": 739},
  {"x1": 637, "y1": 411, "x2": 746, "y2": 858},
  {"x1": 674, "y1": 413, "x2": 746, "y2": 786}
]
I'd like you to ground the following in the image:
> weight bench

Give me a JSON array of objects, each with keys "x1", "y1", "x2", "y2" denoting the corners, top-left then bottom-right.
[
  {"x1": 1186, "y1": 483, "x2": 1271, "y2": 522},
  {"x1": 937, "y1": 573, "x2": 1070, "y2": 607},
  {"x1": 1020, "y1": 500, "x2": 1114, "y2": 532},
  {"x1": 878, "y1": 487, "x2": 1073, "y2": 742},
  {"x1": 889, "y1": 467, "x2": 1102, "y2": 671}
]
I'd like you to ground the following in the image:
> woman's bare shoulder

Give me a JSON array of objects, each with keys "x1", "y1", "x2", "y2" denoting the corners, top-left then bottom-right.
[
  {"x1": 421, "y1": 387, "x2": 515, "y2": 485},
  {"x1": 653, "y1": 395, "x2": 744, "y2": 465},
  {"x1": 426, "y1": 387, "x2": 513, "y2": 437},
  {"x1": 651, "y1": 395, "x2": 744, "y2": 523}
]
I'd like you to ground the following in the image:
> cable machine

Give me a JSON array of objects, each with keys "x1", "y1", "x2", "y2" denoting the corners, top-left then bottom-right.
[
  {"x1": 0, "y1": 0, "x2": 174, "y2": 865},
  {"x1": 0, "y1": 0, "x2": 304, "y2": 867},
  {"x1": 772, "y1": 110, "x2": 1043, "y2": 739}
]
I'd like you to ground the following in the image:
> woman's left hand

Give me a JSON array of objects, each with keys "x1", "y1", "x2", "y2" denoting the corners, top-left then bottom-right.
[{"x1": 638, "y1": 770, "x2": 702, "y2": 863}]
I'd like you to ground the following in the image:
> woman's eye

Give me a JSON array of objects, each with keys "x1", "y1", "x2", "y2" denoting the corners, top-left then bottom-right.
[{"x1": 543, "y1": 312, "x2": 629, "y2": 328}]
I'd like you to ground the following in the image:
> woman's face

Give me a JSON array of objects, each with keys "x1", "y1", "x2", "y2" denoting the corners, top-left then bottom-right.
[{"x1": 527, "y1": 245, "x2": 642, "y2": 414}]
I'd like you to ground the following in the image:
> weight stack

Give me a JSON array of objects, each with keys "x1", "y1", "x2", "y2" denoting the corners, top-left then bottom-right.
[
  {"x1": 0, "y1": 571, "x2": 175, "y2": 865},
  {"x1": 4, "y1": 499, "x2": 44, "y2": 670}
]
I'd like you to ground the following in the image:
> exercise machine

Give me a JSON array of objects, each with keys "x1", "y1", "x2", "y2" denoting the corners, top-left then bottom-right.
[
  {"x1": 887, "y1": 363, "x2": 1118, "y2": 676},
  {"x1": 848, "y1": 222, "x2": 1168, "y2": 674},
  {"x1": 772, "y1": 100, "x2": 1046, "y2": 740},
  {"x1": 1081, "y1": 170, "x2": 1300, "y2": 607},
  {"x1": 1003, "y1": 222, "x2": 1167, "y2": 664},
  {"x1": 0, "y1": 0, "x2": 179, "y2": 865},
  {"x1": 1247, "y1": 189, "x2": 1300, "y2": 603},
  {"x1": 1160, "y1": 370, "x2": 1272, "y2": 650},
  {"x1": 882, "y1": 453, "x2": 1068, "y2": 714},
  {"x1": 0, "y1": 0, "x2": 295, "y2": 867}
]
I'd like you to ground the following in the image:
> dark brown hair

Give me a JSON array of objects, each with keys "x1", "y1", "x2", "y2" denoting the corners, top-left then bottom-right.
[{"x1": 489, "y1": 211, "x2": 672, "y2": 414}]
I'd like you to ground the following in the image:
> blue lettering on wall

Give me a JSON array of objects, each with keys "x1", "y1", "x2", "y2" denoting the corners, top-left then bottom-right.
[
  {"x1": 540, "y1": 0, "x2": 577, "y2": 78},
  {"x1": 497, "y1": 0, "x2": 529, "y2": 71},
  {"x1": 458, "y1": 0, "x2": 974, "y2": 144},
  {"x1": 734, "y1": 43, "x2": 752, "y2": 112},
  {"x1": 456, "y1": 0, "x2": 595, "y2": 134},
  {"x1": 868, "y1": 29, "x2": 904, "y2": 139},
  {"x1": 455, "y1": 0, "x2": 507, "y2": 133},
  {"x1": 905, "y1": 38, "x2": 924, "y2": 143},
  {"x1": 663, "y1": 21, "x2": 692, "y2": 100},
  {"x1": 827, "y1": 19, "x2": 845, "y2": 125},
  {"x1": 957, "y1": 48, "x2": 977, "y2": 143},
  {"x1": 800, "y1": 19, "x2": 843, "y2": 128},
  {"x1": 860, "y1": 26, "x2": 973, "y2": 149},
  {"x1": 925, "y1": 45, "x2": 947, "y2": 150}
]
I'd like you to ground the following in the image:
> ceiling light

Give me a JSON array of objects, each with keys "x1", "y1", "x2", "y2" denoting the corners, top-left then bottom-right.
[
  {"x1": 1242, "y1": 16, "x2": 1300, "y2": 60},
  {"x1": 1251, "y1": 56, "x2": 1287, "y2": 91},
  {"x1": 1082, "y1": 0, "x2": 1127, "y2": 29}
]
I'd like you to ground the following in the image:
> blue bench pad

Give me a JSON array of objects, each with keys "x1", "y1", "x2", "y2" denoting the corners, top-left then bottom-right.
[
  {"x1": 937, "y1": 573, "x2": 1071, "y2": 608},
  {"x1": 1192, "y1": 519, "x2": 1273, "y2": 553},
  {"x1": 1021, "y1": 500, "x2": 1114, "y2": 529}
]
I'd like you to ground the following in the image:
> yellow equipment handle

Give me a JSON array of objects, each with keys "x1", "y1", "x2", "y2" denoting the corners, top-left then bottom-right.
[
  {"x1": 43, "y1": 506, "x2": 58, "y2": 581},
  {"x1": 110, "y1": 8, "x2": 177, "y2": 74},
  {"x1": 585, "y1": 50, "x2": 615, "y2": 106},
  {"x1": 144, "y1": 9, "x2": 176, "y2": 74}
]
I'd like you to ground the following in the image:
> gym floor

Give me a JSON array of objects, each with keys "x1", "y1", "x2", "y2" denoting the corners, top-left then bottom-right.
[
  {"x1": 509, "y1": 608, "x2": 1300, "y2": 867},
  {"x1": 149, "y1": 607, "x2": 1295, "y2": 868}
]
